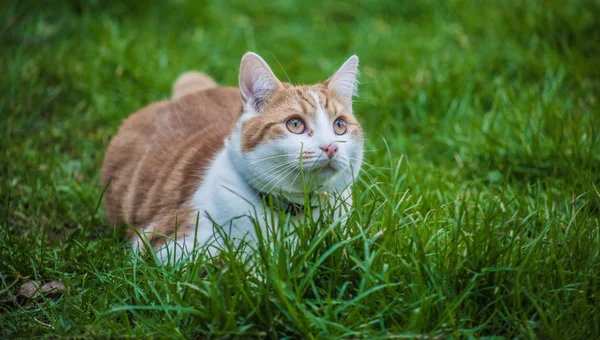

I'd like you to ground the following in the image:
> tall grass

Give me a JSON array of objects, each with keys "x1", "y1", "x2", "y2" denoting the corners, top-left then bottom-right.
[{"x1": 1, "y1": 0, "x2": 599, "y2": 337}]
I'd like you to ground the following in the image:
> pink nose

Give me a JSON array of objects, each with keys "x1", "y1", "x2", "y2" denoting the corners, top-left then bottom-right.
[{"x1": 319, "y1": 144, "x2": 339, "y2": 159}]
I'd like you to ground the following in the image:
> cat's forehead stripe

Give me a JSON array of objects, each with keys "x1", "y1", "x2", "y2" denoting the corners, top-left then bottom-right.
[
  {"x1": 308, "y1": 90, "x2": 323, "y2": 114},
  {"x1": 296, "y1": 89, "x2": 316, "y2": 113},
  {"x1": 316, "y1": 87, "x2": 342, "y2": 117},
  {"x1": 321, "y1": 91, "x2": 329, "y2": 110},
  {"x1": 293, "y1": 87, "x2": 349, "y2": 119},
  {"x1": 298, "y1": 99, "x2": 309, "y2": 116},
  {"x1": 295, "y1": 87, "x2": 338, "y2": 118}
]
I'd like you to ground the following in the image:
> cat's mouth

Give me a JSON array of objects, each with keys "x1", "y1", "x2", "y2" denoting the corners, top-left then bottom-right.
[{"x1": 324, "y1": 161, "x2": 337, "y2": 171}]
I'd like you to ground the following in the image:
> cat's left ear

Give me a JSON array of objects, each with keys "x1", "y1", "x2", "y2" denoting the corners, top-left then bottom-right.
[
  {"x1": 239, "y1": 52, "x2": 282, "y2": 112},
  {"x1": 325, "y1": 55, "x2": 359, "y2": 105}
]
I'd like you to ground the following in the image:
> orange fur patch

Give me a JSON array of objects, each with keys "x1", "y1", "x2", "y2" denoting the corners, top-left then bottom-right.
[{"x1": 102, "y1": 79, "x2": 242, "y2": 249}]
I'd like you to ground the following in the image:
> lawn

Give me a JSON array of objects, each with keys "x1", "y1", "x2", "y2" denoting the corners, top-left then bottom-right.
[{"x1": 1, "y1": 0, "x2": 599, "y2": 338}]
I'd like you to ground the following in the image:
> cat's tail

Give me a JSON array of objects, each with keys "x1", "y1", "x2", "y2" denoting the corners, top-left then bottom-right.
[{"x1": 172, "y1": 71, "x2": 218, "y2": 99}]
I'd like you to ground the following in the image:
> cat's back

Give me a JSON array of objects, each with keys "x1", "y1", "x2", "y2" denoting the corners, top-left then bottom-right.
[{"x1": 102, "y1": 86, "x2": 242, "y2": 227}]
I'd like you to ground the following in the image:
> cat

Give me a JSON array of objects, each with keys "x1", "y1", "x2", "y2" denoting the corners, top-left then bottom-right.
[{"x1": 101, "y1": 52, "x2": 364, "y2": 263}]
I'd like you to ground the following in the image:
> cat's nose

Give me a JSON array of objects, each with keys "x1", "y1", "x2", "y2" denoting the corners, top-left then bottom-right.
[{"x1": 319, "y1": 144, "x2": 339, "y2": 159}]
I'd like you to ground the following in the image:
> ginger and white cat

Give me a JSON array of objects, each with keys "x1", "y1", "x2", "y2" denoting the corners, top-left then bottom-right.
[{"x1": 102, "y1": 53, "x2": 363, "y2": 262}]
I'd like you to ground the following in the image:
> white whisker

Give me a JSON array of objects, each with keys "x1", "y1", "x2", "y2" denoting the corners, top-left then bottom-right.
[
  {"x1": 258, "y1": 165, "x2": 298, "y2": 195},
  {"x1": 243, "y1": 153, "x2": 296, "y2": 168},
  {"x1": 246, "y1": 160, "x2": 298, "y2": 188}
]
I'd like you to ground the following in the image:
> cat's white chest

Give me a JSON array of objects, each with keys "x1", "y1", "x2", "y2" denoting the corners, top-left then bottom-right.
[
  {"x1": 192, "y1": 149, "x2": 264, "y2": 239},
  {"x1": 150, "y1": 147, "x2": 279, "y2": 263}
]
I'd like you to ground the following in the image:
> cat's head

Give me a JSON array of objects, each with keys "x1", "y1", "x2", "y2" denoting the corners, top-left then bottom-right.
[{"x1": 230, "y1": 52, "x2": 364, "y2": 202}]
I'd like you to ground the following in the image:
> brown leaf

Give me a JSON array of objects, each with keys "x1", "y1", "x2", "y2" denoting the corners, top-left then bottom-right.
[
  {"x1": 17, "y1": 280, "x2": 65, "y2": 300},
  {"x1": 40, "y1": 281, "x2": 65, "y2": 297},
  {"x1": 18, "y1": 281, "x2": 42, "y2": 299}
]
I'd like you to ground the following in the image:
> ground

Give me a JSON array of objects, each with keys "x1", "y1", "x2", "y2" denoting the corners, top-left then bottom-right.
[{"x1": 1, "y1": 0, "x2": 599, "y2": 338}]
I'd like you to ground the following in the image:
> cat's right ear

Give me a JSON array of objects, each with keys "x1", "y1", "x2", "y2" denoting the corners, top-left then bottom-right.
[{"x1": 239, "y1": 52, "x2": 282, "y2": 112}]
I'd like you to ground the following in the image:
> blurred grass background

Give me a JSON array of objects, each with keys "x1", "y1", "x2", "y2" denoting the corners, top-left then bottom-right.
[{"x1": 1, "y1": 0, "x2": 599, "y2": 338}]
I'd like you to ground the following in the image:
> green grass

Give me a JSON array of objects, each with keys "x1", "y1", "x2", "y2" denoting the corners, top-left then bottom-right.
[{"x1": 1, "y1": 0, "x2": 600, "y2": 337}]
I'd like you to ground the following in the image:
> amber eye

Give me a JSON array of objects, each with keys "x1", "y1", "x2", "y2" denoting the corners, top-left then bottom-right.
[
  {"x1": 286, "y1": 117, "x2": 306, "y2": 134},
  {"x1": 333, "y1": 118, "x2": 347, "y2": 135}
]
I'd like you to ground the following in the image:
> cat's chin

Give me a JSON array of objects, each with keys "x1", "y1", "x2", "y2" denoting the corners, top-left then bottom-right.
[
  {"x1": 314, "y1": 167, "x2": 337, "y2": 178},
  {"x1": 311, "y1": 161, "x2": 346, "y2": 180}
]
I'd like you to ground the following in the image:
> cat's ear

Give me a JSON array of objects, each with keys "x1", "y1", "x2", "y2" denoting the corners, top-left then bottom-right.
[
  {"x1": 239, "y1": 52, "x2": 282, "y2": 112},
  {"x1": 325, "y1": 55, "x2": 359, "y2": 105}
]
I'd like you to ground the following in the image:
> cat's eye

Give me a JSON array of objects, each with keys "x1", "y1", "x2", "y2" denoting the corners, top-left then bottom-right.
[
  {"x1": 286, "y1": 117, "x2": 306, "y2": 134},
  {"x1": 333, "y1": 118, "x2": 347, "y2": 135}
]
